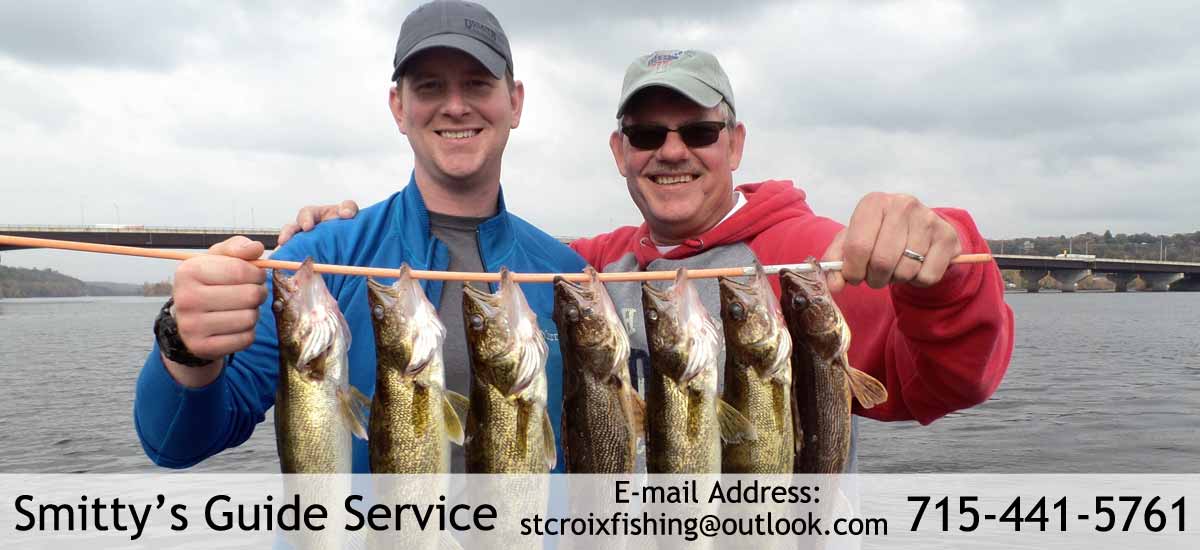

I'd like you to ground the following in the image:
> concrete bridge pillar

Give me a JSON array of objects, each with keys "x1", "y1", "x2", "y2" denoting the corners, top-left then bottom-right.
[
  {"x1": 1101, "y1": 273, "x2": 1137, "y2": 292},
  {"x1": 1170, "y1": 274, "x2": 1200, "y2": 291},
  {"x1": 1019, "y1": 270, "x2": 1047, "y2": 293},
  {"x1": 1140, "y1": 272, "x2": 1185, "y2": 291},
  {"x1": 1048, "y1": 269, "x2": 1091, "y2": 292}
]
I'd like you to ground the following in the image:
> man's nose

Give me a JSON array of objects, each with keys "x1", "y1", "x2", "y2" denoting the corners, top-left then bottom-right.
[
  {"x1": 441, "y1": 86, "x2": 471, "y2": 118},
  {"x1": 655, "y1": 130, "x2": 688, "y2": 162}
]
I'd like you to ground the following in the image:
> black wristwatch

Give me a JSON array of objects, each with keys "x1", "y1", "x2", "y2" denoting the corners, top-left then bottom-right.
[{"x1": 154, "y1": 298, "x2": 217, "y2": 368}]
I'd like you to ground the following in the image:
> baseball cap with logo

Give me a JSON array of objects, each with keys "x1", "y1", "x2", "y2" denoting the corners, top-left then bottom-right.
[
  {"x1": 615, "y1": 49, "x2": 735, "y2": 118},
  {"x1": 391, "y1": 0, "x2": 513, "y2": 82}
]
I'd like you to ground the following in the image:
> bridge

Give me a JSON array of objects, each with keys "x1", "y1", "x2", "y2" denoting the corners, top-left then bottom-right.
[
  {"x1": 0, "y1": 224, "x2": 280, "y2": 252},
  {"x1": 993, "y1": 254, "x2": 1200, "y2": 292},
  {"x1": 2, "y1": 226, "x2": 1197, "y2": 291}
]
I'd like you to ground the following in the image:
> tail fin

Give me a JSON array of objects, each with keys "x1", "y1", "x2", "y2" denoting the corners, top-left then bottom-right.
[{"x1": 844, "y1": 359, "x2": 888, "y2": 409}]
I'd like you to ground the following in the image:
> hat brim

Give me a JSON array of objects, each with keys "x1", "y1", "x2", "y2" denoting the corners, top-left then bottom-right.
[
  {"x1": 615, "y1": 74, "x2": 724, "y2": 118},
  {"x1": 392, "y1": 33, "x2": 507, "y2": 81}
]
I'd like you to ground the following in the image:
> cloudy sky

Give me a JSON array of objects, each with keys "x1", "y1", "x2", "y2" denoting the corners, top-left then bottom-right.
[{"x1": 1, "y1": 0, "x2": 1197, "y2": 283}]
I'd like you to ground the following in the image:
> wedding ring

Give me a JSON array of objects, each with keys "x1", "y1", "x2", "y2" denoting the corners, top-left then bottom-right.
[{"x1": 902, "y1": 248, "x2": 926, "y2": 263}]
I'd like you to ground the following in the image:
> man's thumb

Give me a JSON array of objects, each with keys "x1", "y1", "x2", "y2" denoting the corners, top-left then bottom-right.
[
  {"x1": 822, "y1": 230, "x2": 847, "y2": 293},
  {"x1": 210, "y1": 235, "x2": 265, "y2": 260}
]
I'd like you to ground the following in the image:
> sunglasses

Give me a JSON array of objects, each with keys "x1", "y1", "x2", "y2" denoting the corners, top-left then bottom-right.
[{"x1": 620, "y1": 121, "x2": 727, "y2": 150}]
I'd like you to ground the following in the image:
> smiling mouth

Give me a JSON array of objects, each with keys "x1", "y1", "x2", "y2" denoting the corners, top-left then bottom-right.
[
  {"x1": 651, "y1": 174, "x2": 697, "y2": 186},
  {"x1": 437, "y1": 129, "x2": 480, "y2": 140}
]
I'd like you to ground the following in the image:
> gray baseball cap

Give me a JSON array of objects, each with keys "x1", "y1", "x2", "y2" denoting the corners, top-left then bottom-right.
[
  {"x1": 391, "y1": 0, "x2": 513, "y2": 82},
  {"x1": 616, "y1": 49, "x2": 735, "y2": 118}
]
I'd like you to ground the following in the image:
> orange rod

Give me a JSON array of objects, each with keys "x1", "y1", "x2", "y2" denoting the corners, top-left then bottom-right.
[{"x1": 0, "y1": 234, "x2": 994, "y2": 283}]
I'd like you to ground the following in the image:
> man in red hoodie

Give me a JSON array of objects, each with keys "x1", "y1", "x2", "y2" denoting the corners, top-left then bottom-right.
[{"x1": 281, "y1": 49, "x2": 1013, "y2": 470}]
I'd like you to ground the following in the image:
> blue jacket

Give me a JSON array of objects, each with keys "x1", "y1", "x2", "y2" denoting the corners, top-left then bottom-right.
[{"x1": 134, "y1": 178, "x2": 587, "y2": 472}]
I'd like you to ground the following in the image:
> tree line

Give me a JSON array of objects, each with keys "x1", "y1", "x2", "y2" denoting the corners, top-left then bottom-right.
[
  {"x1": 0, "y1": 265, "x2": 172, "y2": 298},
  {"x1": 987, "y1": 230, "x2": 1200, "y2": 262}
]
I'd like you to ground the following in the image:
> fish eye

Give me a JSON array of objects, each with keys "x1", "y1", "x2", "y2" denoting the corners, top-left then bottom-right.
[
  {"x1": 582, "y1": 306, "x2": 594, "y2": 318},
  {"x1": 646, "y1": 309, "x2": 658, "y2": 323},
  {"x1": 729, "y1": 302, "x2": 746, "y2": 321},
  {"x1": 566, "y1": 306, "x2": 580, "y2": 322},
  {"x1": 372, "y1": 304, "x2": 384, "y2": 320},
  {"x1": 272, "y1": 299, "x2": 284, "y2": 313},
  {"x1": 469, "y1": 314, "x2": 485, "y2": 331},
  {"x1": 791, "y1": 295, "x2": 809, "y2": 311}
]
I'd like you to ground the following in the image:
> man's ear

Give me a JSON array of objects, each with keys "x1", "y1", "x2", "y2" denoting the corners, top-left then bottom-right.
[
  {"x1": 609, "y1": 130, "x2": 628, "y2": 177},
  {"x1": 727, "y1": 122, "x2": 746, "y2": 171},
  {"x1": 509, "y1": 79, "x2": 525, "y2": 128},
  {"x1": 389, "y1": 84, "x2": 407, "y2": 135}
]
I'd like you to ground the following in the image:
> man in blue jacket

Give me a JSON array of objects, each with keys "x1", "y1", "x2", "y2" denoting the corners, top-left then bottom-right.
[{"x1": 134, "y1": 0, "x2": 585, "y2": 473}]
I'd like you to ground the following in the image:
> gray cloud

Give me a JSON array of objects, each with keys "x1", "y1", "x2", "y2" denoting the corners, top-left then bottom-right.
[
  {"x1": 0, "y1": 1, "x2": 345, "y2": 70},
  {"x1": 0, "y1": 1, "x2": 215, "y2": 70},
  {"x1": 1, "y1": 0, "x2": 1198, "y2": 282},
  {"x1": 0, "y1": 64, "x2": 79, "y2": 131}
]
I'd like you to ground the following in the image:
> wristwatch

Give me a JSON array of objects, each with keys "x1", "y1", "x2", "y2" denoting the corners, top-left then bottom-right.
[{"x1": 154, "y1": 298, "x2": 217, "y2": 368}]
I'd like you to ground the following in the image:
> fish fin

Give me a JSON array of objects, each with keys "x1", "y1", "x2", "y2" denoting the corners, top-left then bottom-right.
[
  {"x1": 406, "y1": 281, "x2": 446, "y2": 377},
  {"x1": 629, "y1": 389, "x2": 647, "y2": 441},
  {"x1": 718, "y1": 399, "x2": 757, "y2": 444},
  {"x1": 445, "y1": 389, "x2": 470, "y2": 428},
  {"x1": 337, "y1": 387, "x2": 369, "y2": 441},
  {"x1": 844, "y1": 359, "x2": 888, "y2": 409},
  {"x1": 297, "y1": 309, "x2": 337, "y2": 368},
  {"x1": 764, "y1": 328, "x2": 793, "y2": 385},
  {"x1": 542, "y1": 409, "x2": 558, "y2": 471},
  {"x1": 442, "y1": 394, "x2": 465, "y2": 446},
  {"x1": 510, "y1": 327, "x2": 548, "y2": 398},
  {"x1": 681, "y1": 314, "x2": 722, "y2": 385},
  {"x1": 350, "y1": 385, "x2": 371, "y2": 409}
]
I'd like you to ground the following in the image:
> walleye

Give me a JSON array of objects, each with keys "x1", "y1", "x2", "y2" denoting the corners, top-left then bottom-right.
[
  {"x1": 272, "y1": 258, "x2": 368, "y2": 474},
  {"x1": 642, "y1": 268, "x2": 754, "y2": 474},
  {"x1": 366, "y1": 265, "x2": 468, "y2": 473},
  {"x1": 554, "y1": 267, "x2": 644, "y2": 473},
  {"x1": 462, "y1": 268, "x2": 556, "y2": 473},
  {"x1": 719, "y1": 263, "x2": 794, "y2": 473},
  {"x1": 781, "y1": 258, "x2": 888, "y2": 474}
]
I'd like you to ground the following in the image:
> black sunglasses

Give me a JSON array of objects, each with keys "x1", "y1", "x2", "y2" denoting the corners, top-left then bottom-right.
[{"x1": 620, "y1": 121, "x2": 727, "y2": 150}]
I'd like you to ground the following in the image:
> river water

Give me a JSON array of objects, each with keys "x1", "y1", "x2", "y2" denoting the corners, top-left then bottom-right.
[{"x1": 0, "y1": 293, "x2": 1197, "y2": 473}]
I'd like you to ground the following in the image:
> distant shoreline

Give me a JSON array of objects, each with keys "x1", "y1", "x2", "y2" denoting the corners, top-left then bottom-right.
[{"x1": 0, "y1": 264, "x2": 170, "y2": 299}]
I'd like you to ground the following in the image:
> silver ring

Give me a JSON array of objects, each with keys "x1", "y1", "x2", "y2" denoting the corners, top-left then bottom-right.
[{"x1": 902, "y1": 248, "x2": 926, "y2": 263}]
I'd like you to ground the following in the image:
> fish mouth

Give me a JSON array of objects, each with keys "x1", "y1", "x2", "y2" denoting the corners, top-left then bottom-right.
[
  {"x1": 780, "y1": 268, "x2": 822, "y2": 290},
  {"x1": 462, "y1": 283, "x2": 501, "y2": 319},
  {"x1": 273, "y1": 258, "x2": 318, "y2": 299},
  {"x1": 365, "y1": 277, "x2": 400, "y2": 313},
  {"x1": 365, "y1": 276, "x2": 395, "y2": 294},
  {"x1": 554, "y1": 276, "x2": 593, "y2": 303},
  {"x1": 271, "y1": 268, "x2": 294, "y2": 298},
  {"x1": 640, "y1": 280, "x2": 673, "y2": 300},
  {"x1": 462, "y1": 282, "x2": 495, "y2": 301},
  {"x1": 718, "y1": 275, "x2": 756, "y2": 297},
  {"x1": 718, "y1": 276, "x2": 759, "y2": 317},
  {"x1": 641, "y1": 282, "x2": 675, "y2": 314}
]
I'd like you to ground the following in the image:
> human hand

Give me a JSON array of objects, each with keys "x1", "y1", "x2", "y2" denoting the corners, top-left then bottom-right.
[
  {"x1": 166, "y1": 236, "x2": 267, "y2": 381},
  {"x1": 277, "y1": 200, "x2": 360, "y2": 246},
  {"x1": 822, "y1": 193, "x2": 962, "y2": 292}
]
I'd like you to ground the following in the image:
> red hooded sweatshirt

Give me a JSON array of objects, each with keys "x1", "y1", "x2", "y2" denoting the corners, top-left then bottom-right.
[{"x1": 569, "y1": 180, "x2": 1013, "y2": 425}]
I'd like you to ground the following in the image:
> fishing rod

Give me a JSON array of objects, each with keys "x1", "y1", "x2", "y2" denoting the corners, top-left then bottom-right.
[{"x1": 0, "y1": 234, "x2": 993, "y2": 283}]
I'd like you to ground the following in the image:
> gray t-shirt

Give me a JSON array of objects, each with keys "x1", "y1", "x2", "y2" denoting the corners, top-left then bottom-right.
[{"x1": 427, "y1": 210, "x2": 487, "y2": 472}]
